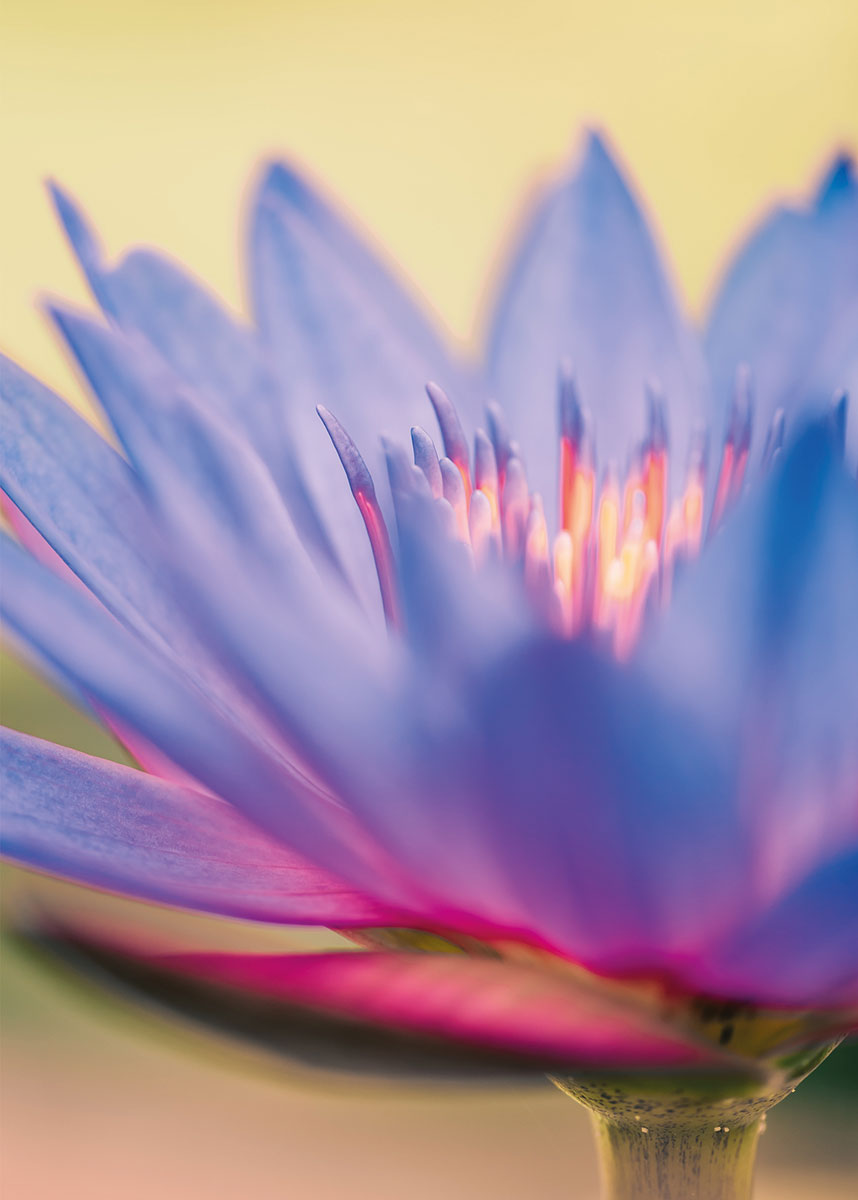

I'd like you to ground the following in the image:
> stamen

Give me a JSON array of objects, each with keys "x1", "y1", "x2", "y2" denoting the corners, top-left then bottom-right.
[
  {"x1": 440, "y1": 457, "x2": 470, "y2": 541},
  {"x1": 317, "y1": 406, "x2": 400, "y2": 628},
  {"x1": 486, "y1": 401, "x2": 513, "y2": 477},
  {"x1": 501, "y1": 456, "x2": 529, "y2": 558},
  {"x1": 411, "y1": 426, "x2": 443, "y2": 498},
  {"x1": 474, "y1": 429, "x2": 501, "y2": 528},
  {"x1": 325, "y1": 365, "x2": 834, "y2": 658},
  {"x1": 552, "y1": 531, "x2": 575, "y2": 635},
  {"x1": 468, "y1": 488, "x2": 498, "y2": 565},
  {"x1": 594, "y1": 469, "x2": 620, "y2": 624},
  {"x1": 558, "y1": 368, "x2": 584, "y2": 533},
  {"x1": 642, "y1": 388, "x2": 668, "y2": 546},
  {"x1": 524, "y1": 496, "x2": 551, "y2": 598},
  {"x1": 426, "y1": 382, "x2": 472, "y2": 499},
  {"x1": 761, "y1": 408, "x2": 785, "y2": 471},
  {"x1": 710, "y1": 367, "x2": 753, "y2": 535}
]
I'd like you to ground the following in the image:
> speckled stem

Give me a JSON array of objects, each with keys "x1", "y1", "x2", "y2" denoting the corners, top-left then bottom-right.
[{"x1": 590, "y1": 1110, "x2": 760, "y2": 1200}]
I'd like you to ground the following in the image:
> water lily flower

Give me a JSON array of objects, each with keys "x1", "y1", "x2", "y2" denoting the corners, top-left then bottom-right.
[{"x1": 2, "y1": 132, "x2": 857, "y2": 1199}]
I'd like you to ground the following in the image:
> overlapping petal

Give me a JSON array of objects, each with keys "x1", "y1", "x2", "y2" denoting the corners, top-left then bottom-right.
[
  {"x1": 0, "y1": 355, "x2": 166, "y2": 636},
  {"x1": 3, "y1": 138, "x2": 858, "y2": 1082},
  {"x1": 705, "y1": 155, "x2": 858, "y2": 459},
  {"x1": 0, "y1": 727, "x2": 393, "y2": 927},
  {"x1": 700, "y1": 842, "x2": 858, "y2": 1008},
  {"x1": 43, "y1": 935, "x2": 739, "y2": 1072},
  {"x1": 642, "y1": 420, "x2": 858, "y2": 1002},
  {"x1": 249, "y1": 168, "x2": 478, "y2": 600},
  {"x1": 488, "y1": 132, "x2": 706, "y2": 499},
  {"x1": 0, "y1": 536, "x2": 392, "y2": 896}
]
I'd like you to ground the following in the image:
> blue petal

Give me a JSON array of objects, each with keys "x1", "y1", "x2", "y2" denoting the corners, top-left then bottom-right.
[
  {"x1": 248, "y1": 173, "x2": 480, "y2": 579},
  {"x1": 0, "y1": 534, "x2": 376, "y2": 888},
  {"x1": 49, "y1": 185, "x2": 348, "y2": 582},
  {"x1": 459, "y1": 638, "x2": 744, "y2": 967},
  {"x1": 49, "y1": 308, "x2": 322, "y2": 587},
  {"x1": 259, "y1": 162, "x2": 459, "y2": 374},
  {"x1": 644, "y1": 421, "x2": 858, "y2": 943},
  {"x1": 700, "y1": 843, "x2": 858, "y2": 1006},
  {"x1": 705, "y1": 154, "x2": 858, "y2": 459},
  {"x1": 487, "y1": 132, "x2": 706, "y2": 499},
  {"x1": 0, "y1": 727, "x2": 393, "y2": 927},
  {"x1": 0, "y1": 354, "x2": 177, "y2": 646}
]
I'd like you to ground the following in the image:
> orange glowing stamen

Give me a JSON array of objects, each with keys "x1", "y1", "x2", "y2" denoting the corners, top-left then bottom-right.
[
  {"x1": 709, "y1": 441, "x2": 735, "y2": 534},
  {"x1": 682, "y1": 476, "x2": 704, "y2": 554},
  {"x1": 594, "y1": 477, "x2": 620, "y2": 622},
  {"x1": 570, "y1": 466, "x2": 595, "y2": 546},
  {"x1": 642, "y1": 449, "x2": 666, "y2": 546},
  {"x1": 553, "y1": 531, "x2": 575, "y2": 634},
  {"x1": 560, "y1": 436, "x2": 577, "y2": 532}
]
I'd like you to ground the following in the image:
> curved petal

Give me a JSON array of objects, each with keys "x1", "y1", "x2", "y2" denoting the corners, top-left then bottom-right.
[
  {"x1": 0, "y1": 533, "x2": 392, "y2": 896},
  {"x1": 699, "y1": 843, "x2": 858, "y2": 1008},
  {"x1": 705, "y1": 154, "x2": 858, "y2": 459},
  {"x1": 49, "y1": 184, "x2": 352, "y2": 581},
  {"x1": 257, "y1": 162, "x2": 461, "y2": 378},
  {"x1": 456, "y1": 638, "x2": 745, "y2": 971},
  {"x1": 0, "y1": 355, "x2": 168, "y2": 637},
  {"x1": 0, "y1": 727, "x2": 393, "y2": 928},
  {"x1": 643, "y1": 420, "x2": 858, "y2": 941},
  {"x1": 83, "y1": 942, "x2": 737, "y2": 1071},
  {"x1": 0, "y1": 356, "x2": 260, "y2": 708},
  {"x1": 248, "y1": 175, "x2": 479, "y2": 599},
  {"x1": 487, "y1": 131, "x2": 706, "y2": 499}
]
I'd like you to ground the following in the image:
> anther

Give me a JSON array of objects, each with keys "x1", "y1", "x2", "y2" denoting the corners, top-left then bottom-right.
[
  {"x1": 411, "y1": 426, "x2": 443, "y2": 498},
  {"x1": 426, "y1": 382, "x2": 471, "y2": 498},
  {"x1": 317, "y1": 405, "x2": 400, "y2": 627}
]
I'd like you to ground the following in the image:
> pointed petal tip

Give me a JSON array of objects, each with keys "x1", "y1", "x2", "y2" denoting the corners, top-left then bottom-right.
[
  {"x1": 816, "y1": 150, "x2": 857, "y2": 208},
  {"x1": 577, "y1": 127, "x2": 625, "y2": 183},
  {"x1": 45, "y1": 181, "x2": 103, "y2": 264}
]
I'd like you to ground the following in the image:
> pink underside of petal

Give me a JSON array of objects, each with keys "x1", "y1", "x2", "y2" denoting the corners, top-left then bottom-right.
[{"x1": 156, "y1": 949, "x2": 724, "y2": 1068}]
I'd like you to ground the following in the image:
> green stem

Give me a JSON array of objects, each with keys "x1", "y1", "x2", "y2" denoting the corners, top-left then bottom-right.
[{"x1": 591, "y1": 1110, "x2": 761, "y2": 1200}]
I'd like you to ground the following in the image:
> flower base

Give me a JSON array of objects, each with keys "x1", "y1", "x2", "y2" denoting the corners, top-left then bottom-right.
[
  {"x1": 552, "y1": 1039, "x2": 837, "y2": 1200},
  {"x1": 588, "y1": 1107, "x2": 761, "y2": 1200}
]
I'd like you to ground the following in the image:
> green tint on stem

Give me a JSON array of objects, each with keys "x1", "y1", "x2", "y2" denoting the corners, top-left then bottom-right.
[
  {"x1": 589, "y1": 1108, "x2": 761, "y2": 1200},
  {"x1": 552, "y1": 1039, "x2": 839, "y2": 1200}
]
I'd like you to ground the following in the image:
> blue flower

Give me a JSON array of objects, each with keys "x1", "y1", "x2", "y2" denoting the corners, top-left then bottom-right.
[{"x1": 2, "y1": 132, "x2": 857, "y2": 1074}]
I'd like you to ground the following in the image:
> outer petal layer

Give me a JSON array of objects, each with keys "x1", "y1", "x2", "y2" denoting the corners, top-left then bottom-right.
[
  {"x1": 644, "y1": 421, "x2": 858, "y2": 1003},
  {"x1": 60, "y1": 940, "x2": 740, "y2": 1072},
  {"x1": 700, "y1": 843, "x2": 858, "y2": 1008},
  {"x1": 0, "y1": 728, "x2": 393, "y2": 927}
]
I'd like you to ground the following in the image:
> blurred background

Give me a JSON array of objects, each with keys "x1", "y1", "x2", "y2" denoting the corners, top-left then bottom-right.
[{"x1": 2, "y1": 0, "x2": 857, "y2": 1196}]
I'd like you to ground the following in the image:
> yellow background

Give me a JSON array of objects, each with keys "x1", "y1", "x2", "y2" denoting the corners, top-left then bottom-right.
[
  {"x1": 3, "y1": 0, "x2": 857, "y2": 403},
  {"x1": 2, "y1": 2, "x2": 858, "y2": 1197}
]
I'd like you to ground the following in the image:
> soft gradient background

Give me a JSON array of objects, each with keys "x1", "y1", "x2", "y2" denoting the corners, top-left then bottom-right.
[{"x1": 2, "y1": 1, "x2": 857, "y2": 1196}]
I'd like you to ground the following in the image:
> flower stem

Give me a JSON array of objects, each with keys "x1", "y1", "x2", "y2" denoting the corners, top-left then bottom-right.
[{"x1": 590, "y1": 1109, "x2": 761, "y2": 1200}]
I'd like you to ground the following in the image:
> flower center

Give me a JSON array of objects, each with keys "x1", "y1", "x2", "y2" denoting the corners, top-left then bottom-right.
[{"x1": 320, "y1": 370, "x2": 762, "y2": 656}]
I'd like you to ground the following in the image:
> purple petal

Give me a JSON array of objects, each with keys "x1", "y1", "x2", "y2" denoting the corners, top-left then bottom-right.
[
  {"x1": 257, "y1": 162, "x2": 459, "y2": 376},
  {"x1": 457, "y1": 638, "x2": 745, "y2": 971},
  {"x1": 248, "y1": 173, "x2": 479, "y2": 595},
  {"x1": 0, "y1": 534, "x2": 395, "y2": 897},
  {"x1": 0, "y1": 727, "x2": 394, "y2": 928},
  {"x1": 49, "y1": 185, "x2": 350, "y2": 581},
  {"x1": 699, "y1": 843, "x2": 858, "y2": 1008},
  {"x1": 487, "y1": 131, "x2": 706, "y2": 500},
  {"x1": 643, "y1": 420, "x2": 858, "y2": 990},
  {"x1": 705, "y1": 154, "x2": 858, "y2": 459},
  {"x1": 0, "y1": 355, "x2": 171, "y2": 638}
]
